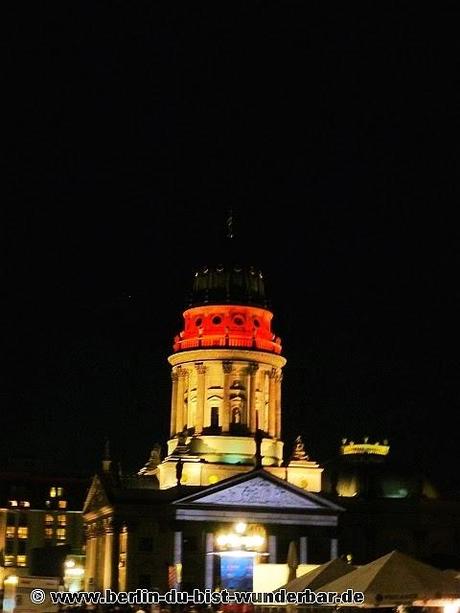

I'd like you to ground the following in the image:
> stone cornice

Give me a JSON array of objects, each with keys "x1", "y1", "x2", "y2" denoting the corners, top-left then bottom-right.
[{"x1": 168, "y1": 349, "x2": 286, "y2": 369}]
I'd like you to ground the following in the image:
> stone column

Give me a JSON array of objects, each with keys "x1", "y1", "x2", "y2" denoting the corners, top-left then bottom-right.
[
  {"x1": 85, "y1": 524, "x2": 96, "y2": 589},
  {"x1": 96, "y1": 526, "x2": 106, "y2": 589},
  {"x1": 103, "y1": 526, "x2": 113, "y2": 590},
  {"x1": 195, "y1": 363, "x2": 206, "y2": 435},
  {"x1": 299, "y1": 537, "x2": 308, "y2": 564},
  {"x1": 170, "y1": 371, "x2": 179, "y2": 436},
  {"x1": 205, "y1": 533, "x2": 214, "y2": 590},
  {"x1": 111, "y1": 524, "x2": 120, "y2": 591},
  {"x1": 248, "y1": 363, "x2": 259, "y2": 433},
  {"x1": 222, "y1": 361, "x2": 233, "y2": 432},
  {"x1": 275, "y1": 370, "x2": 283, "y2": 439},
  {"x1": 176, "y1": 368, "x2": 186, "y2": 433},
  {"x1": 268, "y1": 368, "x2": 277, "y2": 437},
  {"x1": 330, "y1": 538, "x2": 338, "y2": 560},
  {"x1": 174, "y1": 531, "x2": 182, "y2": 589},
  {"x1": 268, "y1": 535, "x2": 277, "y2": 563}
]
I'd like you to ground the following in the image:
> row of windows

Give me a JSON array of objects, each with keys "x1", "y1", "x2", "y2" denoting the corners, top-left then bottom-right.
[
  {"x1": 46, "y1": 499, "x2": 68, "y2": 509},
  {"x1": 49, "y1": 486, "x2": 64, "y2": 498},
  {"x1": 4, "y1": 554, "x2": 27, "y2": 567},
  {"x1": 45, "y1": 514, "x2": 67, "y2": 525},
  {"x1": 6, "y1": 526, "x2": 28, "y2": 539},
  {"x1": 6, "y1": 525, "x2": 67, "y2": 541},
  {"x1": 194, "y1": 315, "x2": 261, "y2": 328},
  {"x1": 9, "y1": 498, "x2": 67, "y2": 509},
  {"x1": 44, "y1": 527, "x2": 66, "y2": 540},
  {"x1": 8, "y1": 500, "x2": 30, "y2": 508}
]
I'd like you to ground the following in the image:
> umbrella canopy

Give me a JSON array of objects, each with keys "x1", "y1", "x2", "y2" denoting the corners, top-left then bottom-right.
[
  {"x1": 275, "y1": 557, "x2": 355, "y2": 593},
  {"x1": 320, "y1": 550, "x2": 460, "y2": 607}
]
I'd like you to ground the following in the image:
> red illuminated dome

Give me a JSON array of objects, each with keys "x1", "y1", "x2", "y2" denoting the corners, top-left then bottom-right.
[{"x1": 174, "y1": 262, "x2": 282, "y2": 354}]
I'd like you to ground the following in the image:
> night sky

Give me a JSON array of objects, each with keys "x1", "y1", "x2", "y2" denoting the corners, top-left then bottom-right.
[{"x1": 5, "y1": 5, "x2": 460, "y2": 492}]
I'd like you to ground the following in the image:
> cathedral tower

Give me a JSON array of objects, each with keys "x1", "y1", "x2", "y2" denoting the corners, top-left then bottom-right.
[{"x1": 157, "y1": 234, "x2": 322, "y2": 490}]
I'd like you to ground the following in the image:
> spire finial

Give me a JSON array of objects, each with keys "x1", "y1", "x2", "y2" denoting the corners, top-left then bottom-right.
[
  {"x1": 226, "y1": 208, "x2": 234, "y2": 239},
  {"x1": 102, "y1": 438, "x2": 112, "y2": 473}
]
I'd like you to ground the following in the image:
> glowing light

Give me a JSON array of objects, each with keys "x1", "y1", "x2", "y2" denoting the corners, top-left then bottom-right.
[
  {"x1": 66, "y1": 568, "x2": 84, "y2": 576},
  {"x1": 65, "y1": 559, "x2": 76, "y2": 568},
  {"x1": 5, "y1": 576, "x2": 18, "y2": 585},
  {"x1": 248, "y1": 534, "x2": 265, "y2": 548},
  {"x1": 444, "y1": 602, "x2": 460, "y2": 613},
  {"x1": 235, "y1": 522, "x2": 247, "y2": 534},
  {"x1": 218, "y1": 550, "x2": 257, "y2": 557},
  {"x1": 216, "y1": 528, "x2": 265, "y2": 551},
  {"x1": 341, "y1": 442, "x2": 390, "y2": 456}
]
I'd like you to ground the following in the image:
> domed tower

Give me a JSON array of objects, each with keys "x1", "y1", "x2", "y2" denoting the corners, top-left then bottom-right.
[{"x1": 157, "y1": 230, "x2": 322, "y2": 490}]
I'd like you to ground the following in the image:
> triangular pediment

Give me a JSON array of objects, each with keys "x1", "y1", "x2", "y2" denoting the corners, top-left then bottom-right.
[
  {"x1": 83, "y1": 474, "x2": 111, "y2": 514},
  {"x1": 174, "y1": 470, "x2": 342, "y2": 511}
]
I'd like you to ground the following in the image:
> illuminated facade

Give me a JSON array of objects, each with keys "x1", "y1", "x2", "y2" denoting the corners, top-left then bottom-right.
[{"x1": 83, "y1": 259, "x2": 342, "y2": 592}]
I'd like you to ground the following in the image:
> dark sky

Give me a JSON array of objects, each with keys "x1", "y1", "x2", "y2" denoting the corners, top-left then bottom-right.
[{"x1": 5, "y1": 5, "x2": 460, "y2": 491}]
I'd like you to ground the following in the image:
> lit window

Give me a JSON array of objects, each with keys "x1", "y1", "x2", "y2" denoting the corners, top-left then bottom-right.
[
  {"x1": 57, "y1": 487, "x2": 63, "y2": 497},
  {"x1": 17, "y1": 527, "x2": 28, "y2": 539},
  {"x1": 44, "y1": 527, "x2": 53, "y2": 539},
  {"x1": 45, "y1": 514, "x2": 54, "y2": 525},
  {"x1": 4, "y1": 555, "x2": 16, "y2": 567},
  {"x1": 17, "y1": 555, "x2": 27, "y2": 567},
  {"x1": 58, "y1": 500, "x2": 67, "y2": 509},
  {"x1": 9, "y1": 500, "x2": 18, "y2": 507},
  {"x1": 58, "y1": 515, "x2": 67, "y2": 526},
  {"x1": 56, "y1": 528, "x2": 66, "y2": 541},
  {"x1": 6, "y1": 526, "x2": 16, "y2": 538},
  {"x1": 50, "y1": 487, "x2": 57, "y2": 498}
]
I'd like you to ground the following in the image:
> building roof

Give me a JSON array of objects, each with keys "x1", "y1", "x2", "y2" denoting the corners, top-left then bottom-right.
[{"x1": 189, "y1": 263, "x2": 268, "y2": 308}]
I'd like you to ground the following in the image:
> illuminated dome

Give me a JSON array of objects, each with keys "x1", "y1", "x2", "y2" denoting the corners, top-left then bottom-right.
[
  {"x1": 323, "y1": 439, "x2": 439, "y2": 500},
  {"x1": 189, "y1": 263, "x2": 268, "y2": 308},
  {"x1": 174, "y1": 258, "x2": 281, "y2": 354}
]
